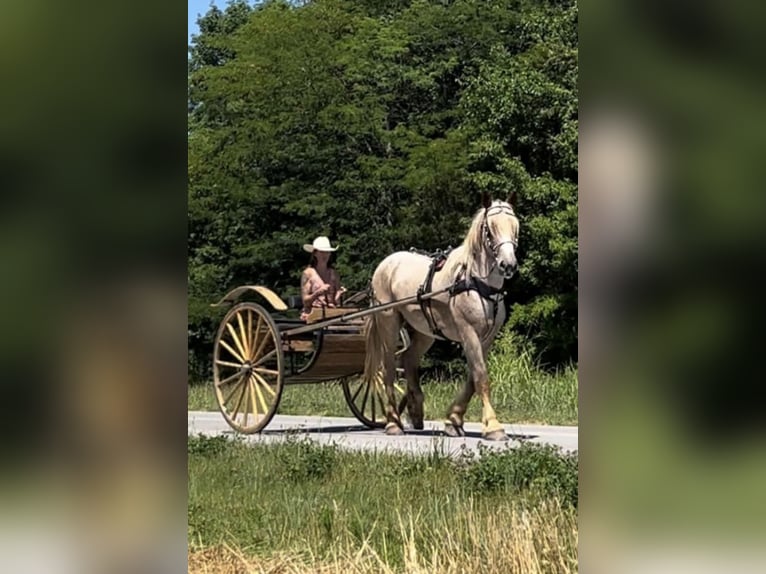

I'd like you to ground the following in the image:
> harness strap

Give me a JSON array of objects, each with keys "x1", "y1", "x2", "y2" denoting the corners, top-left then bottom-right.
[
  {"x1": 415, "y1": 258, "x2": 507, "y2": 342},
  {"x1": 454, "y1": 274, "x2": 506, "y2": 340},
  {"x1": 449, "y1": 275, "x2": 505, "y2": 299},
  {"x1": 416, "y1": 252, "x2": 449, "y2": 340}
]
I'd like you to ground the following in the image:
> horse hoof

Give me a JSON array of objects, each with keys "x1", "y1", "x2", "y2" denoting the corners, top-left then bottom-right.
[
  {"x1": 444, "y1": 423, "x2": 465, "y2": 438},
  {"x1": 385, "y1": 423, "x2": 404, "y2": 436},
  {"x1": 483, "y1": 429, "x2": 508, "y2": 442}
]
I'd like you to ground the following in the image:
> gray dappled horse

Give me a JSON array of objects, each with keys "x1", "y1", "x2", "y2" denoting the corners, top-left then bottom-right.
[{"x1": 364, "y1": 192, "x2": 520, "y2": 440}]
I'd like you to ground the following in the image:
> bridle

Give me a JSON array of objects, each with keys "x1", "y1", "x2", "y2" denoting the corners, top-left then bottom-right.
[{"x1": 481, "y1": 204, "x2": 519, "y2": 279}]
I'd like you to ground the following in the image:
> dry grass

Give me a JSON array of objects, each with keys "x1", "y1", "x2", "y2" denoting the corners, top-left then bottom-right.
[
  {"x1": 188, "y1": 499, "x2": 577, "y2": 574},
  {"x1": 189, "y1": 435, "x2": 577, "y2": 574}
]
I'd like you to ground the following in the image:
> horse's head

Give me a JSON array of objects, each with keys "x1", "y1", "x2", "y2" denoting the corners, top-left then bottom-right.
[{"x1": 481, "y1": 192, "x2": 520, "y2": 279}]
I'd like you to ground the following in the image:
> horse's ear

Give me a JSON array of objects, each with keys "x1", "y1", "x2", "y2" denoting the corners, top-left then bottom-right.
[
  {"x1": 507, "y1": 190, "x2": 518, "y2": 209},
  {"x1": 481, "y1": 191, "x2": 492, "y2": 209}
]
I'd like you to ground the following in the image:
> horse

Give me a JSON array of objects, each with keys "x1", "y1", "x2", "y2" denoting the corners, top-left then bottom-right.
[{"x1": 364, "y1": 192, "x2": 520, "y2": 440}]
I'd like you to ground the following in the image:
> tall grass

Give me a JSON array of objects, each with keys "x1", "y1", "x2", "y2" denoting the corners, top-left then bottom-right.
[
  {"x1": 188, "y1": 435, "x2": 578, "y2": 573},
  {"x1": 189, "y1": 498, "x2": 577, "y2": 573},
  {"x1": 486, "y1": 331, "x2": 578, "y2": 424}
]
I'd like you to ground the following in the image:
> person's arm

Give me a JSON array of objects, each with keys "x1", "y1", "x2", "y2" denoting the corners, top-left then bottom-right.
[
  {"x1": 301, "y1": 270, "x2": 314, "y2": 309},
  {"x1": 332, "y1": 270, "x2": 346, "y2": 305}
]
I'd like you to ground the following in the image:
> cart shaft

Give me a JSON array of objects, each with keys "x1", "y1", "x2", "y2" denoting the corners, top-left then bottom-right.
[{"x1": 281, "y1": 286, "x2": 452, "y2": 337}]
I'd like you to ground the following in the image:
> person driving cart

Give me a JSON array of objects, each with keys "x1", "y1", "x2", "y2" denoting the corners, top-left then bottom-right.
[{"x1": 300, "y1": 236, "x2": 346, "y2": 321}]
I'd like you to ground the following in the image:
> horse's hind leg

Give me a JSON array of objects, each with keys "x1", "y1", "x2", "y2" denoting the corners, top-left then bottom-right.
[
  {"x1": 402, "y1": 330, "x2": 434, "y2": 430},
  {"x1": 379, "y1": 311, "x2": 404, "y2": 435},
  {"x1": 445, "y1": 373, "x2": 473, "y2": 437}
]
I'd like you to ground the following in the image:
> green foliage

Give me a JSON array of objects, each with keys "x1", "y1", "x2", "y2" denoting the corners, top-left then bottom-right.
[
  {"x1": 188, "y1": 0, "x2": 578, "y2": 377},
  {"x1": 188, "y1": 0, "x2": 255, "y2": 72},
  {"x1": 188, "y1": 435, "x2": 578, "y2": 563},
  {"x1": 459, "y1": 442, "x2": 578, "y2": 507},
  {"x1": 187, "y1": 433, "x2": 237, "y2": 456},
  {"x1": 275, "y1": 435, "x2": 339, "y2": 481},
  {"x1": 487, "y1": 328, "x2": 578, "y2": 423}
]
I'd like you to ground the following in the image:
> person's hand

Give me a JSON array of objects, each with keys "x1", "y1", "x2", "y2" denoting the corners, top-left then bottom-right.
[
  {"x1": 317, "y1": 283, "x2": 331, "y2": 295},
  {"x1": 335, "y1": 286, "x2": 347, "y2": 301}
]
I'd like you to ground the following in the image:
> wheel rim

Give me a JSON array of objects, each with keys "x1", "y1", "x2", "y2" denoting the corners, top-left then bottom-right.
[
  {"x1": 213, "y1": 303, "x2": 283, "y2": 433},
  {"x1": 342, "y1": 374, "x2": 407, "y2": 428}
]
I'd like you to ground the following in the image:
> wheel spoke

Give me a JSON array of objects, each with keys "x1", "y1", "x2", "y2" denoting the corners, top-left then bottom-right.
[
  {"x1": 371, "y1": 384, "x2": 376, "y2": 421},
  {"x1": 254, "y1": 367, "x2": 279, "y2": 377},
  {"x1": 251, "y1": 374, "x2": 268, "y2": 415},
  {"x1": 237, "y1": 312, "x2": 250, "y2": 359},
  {"x1": 217, "y1": 369, "x2": 245, "y2": 388},
  {"x1": 251, "y1": 325, "x2": 272, "y2": 363},
  {"x1": 253, "y1": 372, "x2": 277, "y2": 397},
  {"x1": 247, "y1": 310, "x2": 253, "y2": 359},
  {"x1": 351, "y1": 379, "x2": 364, "y2": 402},
  {"x1": 226, "y1": 323, "x2": 248, "y2": 363},
  {"x1": 255, "y1": 349, "x2": 277, "y2": 367},
  {"x1": 360, "y1": 380, "x2": 370, "y2": 418},
  {"x1": 219, "y1": 339, "x2": 245, "y2": 363},
  {"x1": 250, "y1": 315, "x2": 263, "y2": 361},
  {"x1": 228, "y1": 378, "x2": 247, "y2": 419},
  {"x1": 216, "y1": 359, "x2": 244, "y2": 369},
  {"x1": 248, "y1": 376, "x2": 260, "y2": 417},
  {"x1": 239, "y1": 381, "x2": 250, "y2": 426},
  {"x1": 222, "y1": 375, "x2": 245, "y2": 406}
]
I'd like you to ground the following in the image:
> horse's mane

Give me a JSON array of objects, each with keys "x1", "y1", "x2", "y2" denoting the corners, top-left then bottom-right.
[{"x1": 441, "y1": 206, "x2": 486, "y2": 280}]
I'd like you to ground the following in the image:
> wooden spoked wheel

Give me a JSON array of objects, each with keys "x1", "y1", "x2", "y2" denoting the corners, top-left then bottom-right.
[
  {"x1": 213, "y1": 302, "x2": 284, "y2": 433},
  {"x1": 342, "y1": 374, "x2": 407, "y2": 429}
]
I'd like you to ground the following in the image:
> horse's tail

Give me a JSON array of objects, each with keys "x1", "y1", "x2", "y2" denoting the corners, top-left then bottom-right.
[{"x1": 364, "y1": 308, "x2": 389, "y2": 388}]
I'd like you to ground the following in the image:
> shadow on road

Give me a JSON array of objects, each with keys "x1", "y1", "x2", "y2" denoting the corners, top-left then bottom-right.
[{"x1": 262, "y1": 425, "x2": 536, "y2": 441}]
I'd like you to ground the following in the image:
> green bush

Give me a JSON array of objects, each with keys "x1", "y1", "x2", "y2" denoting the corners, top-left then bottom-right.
[
  {"x1": 275, "y1": 435, "x2": 338, "y2": 482},
  {"x1": 188, "y1": 436, "x2": 578, "y2": 562},
  {"x1": 460, "y1": 442, "x2": 578, "y2": 508},
  {"x1": 187, "y1": 434, "x2": 235, "y2": 457}
]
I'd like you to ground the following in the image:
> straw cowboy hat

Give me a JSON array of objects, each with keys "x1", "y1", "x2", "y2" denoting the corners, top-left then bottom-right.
[{"x1": 303, "y1": 236, "x2": 338, "y2": 253}]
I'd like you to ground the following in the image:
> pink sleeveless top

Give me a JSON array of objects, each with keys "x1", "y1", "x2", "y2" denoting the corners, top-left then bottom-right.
[{"x1": 302, "y1": 268, "x2": 337, "y2": 314}]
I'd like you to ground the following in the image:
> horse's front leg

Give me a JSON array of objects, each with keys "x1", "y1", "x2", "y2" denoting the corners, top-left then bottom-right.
[{"x1": 460, "y1": 329, "x2": 507, "y2": 441}]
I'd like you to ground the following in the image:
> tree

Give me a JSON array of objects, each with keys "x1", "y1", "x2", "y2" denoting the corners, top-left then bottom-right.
[{"x1": 188, "y1": 0, "x2": 579, "y2": 379}]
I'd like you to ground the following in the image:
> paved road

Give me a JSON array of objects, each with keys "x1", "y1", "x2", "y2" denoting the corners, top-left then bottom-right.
[{"x1": 188, "y1": 411, "x2": 577, "y2": 456}]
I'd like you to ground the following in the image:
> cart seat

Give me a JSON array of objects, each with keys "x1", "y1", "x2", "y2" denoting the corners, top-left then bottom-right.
[{"x1": 303, "y1": 306, "x2": 364, "y2": 324}]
